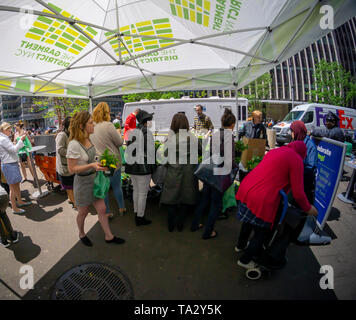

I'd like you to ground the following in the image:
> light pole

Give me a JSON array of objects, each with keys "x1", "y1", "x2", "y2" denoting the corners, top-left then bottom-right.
[{"x1": 289, "y1": 58, "x2": 295, "y2": 110}]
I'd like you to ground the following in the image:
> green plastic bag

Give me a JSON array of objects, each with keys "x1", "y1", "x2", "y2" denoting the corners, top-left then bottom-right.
[
  {"x1": 345, "y1": 142, "x2": 352, "y2": 156},
  {"x1": 93, "y1": 171, "x2": 110, "y2": 199},
  {"x1": 222, "y1": 182, "x2": 238, "y2": 213},
  {"x1": 17, "y1": 136, "x2": 32, "y2": 156},
  {"x1": 120, "y1": 146, "x2": 126, "y2": 165}
]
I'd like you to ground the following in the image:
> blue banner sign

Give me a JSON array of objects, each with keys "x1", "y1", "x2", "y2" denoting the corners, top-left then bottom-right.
[{"x1": 313, "y1": 137, "x2": 346, "y2": 228}]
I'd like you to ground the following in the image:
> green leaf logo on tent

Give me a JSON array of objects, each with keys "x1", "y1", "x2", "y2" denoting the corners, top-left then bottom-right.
[
  {"x1": 105, "y1": 19, "x2": 174, "y2": 57},
  {"x1": 169, "y1": 0, "x2": 211, "y2": 27},
  {"x1": 25, "y1": 2, "x2": 97, "y2": 55}
]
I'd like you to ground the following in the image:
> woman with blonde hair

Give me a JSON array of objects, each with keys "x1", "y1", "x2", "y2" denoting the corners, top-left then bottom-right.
[
  {"x1": 90, "y1": 102, "x2": 126, "y2": 218},
  {"x1": 66, "y1": 111, "x2": 125, "y2": 246},
  {"x1": 0, "y1": 122, "x2": 32, "y2": 214}
]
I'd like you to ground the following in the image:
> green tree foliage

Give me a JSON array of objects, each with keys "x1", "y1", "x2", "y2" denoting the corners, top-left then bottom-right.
[
  {"x1": 122, "y1": 91, "x2": 184, "y2": 103},
  {"x1": 32, "y1": 97, "x2": 89, "y2": 126},
  {"x1": 308, "y1": 59, "x2": 356, "y2": 107},
  {"x1": 241, "y1": 73, "x2": 272, "y2": 113}
]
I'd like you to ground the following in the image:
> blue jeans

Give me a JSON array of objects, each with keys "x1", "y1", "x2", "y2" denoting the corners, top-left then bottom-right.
[
  {"x1": 191, "y1": 183, "x2": 222, "y2": 238},
  {"x1": 104, "y1": 169, "x2": 125, "y2": 213}
]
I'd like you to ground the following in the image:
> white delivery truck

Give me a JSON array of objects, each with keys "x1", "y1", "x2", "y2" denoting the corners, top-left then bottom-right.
[
  {"x1": 273, "y1": 103, "x2": 356, "y2": 145},
  {"x1": 122, "y1": 96, "x2": 249, "y2": 139}
]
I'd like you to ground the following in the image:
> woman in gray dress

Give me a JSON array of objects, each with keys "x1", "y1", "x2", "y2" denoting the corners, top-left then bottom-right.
[{"x1": 66, "y1": 111, "x2": 125, "y2": 247}]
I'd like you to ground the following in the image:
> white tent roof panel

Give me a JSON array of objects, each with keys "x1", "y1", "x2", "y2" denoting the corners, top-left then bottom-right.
[{"x1": 0, "y1": 0, "x2": 355, "y2": 98}]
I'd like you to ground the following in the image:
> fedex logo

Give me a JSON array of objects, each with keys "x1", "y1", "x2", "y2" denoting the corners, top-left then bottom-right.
[{"x1": 315, "y1": 107, "x2": 354, "y2": 129}]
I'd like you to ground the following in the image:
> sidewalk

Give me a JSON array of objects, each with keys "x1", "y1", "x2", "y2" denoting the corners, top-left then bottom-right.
[{"x1": 0, "y1": 166, "x2": 355, "y2": 300}]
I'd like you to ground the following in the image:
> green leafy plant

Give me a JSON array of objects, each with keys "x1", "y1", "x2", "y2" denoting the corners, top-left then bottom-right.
[
  {"x1": 31, "y1": 97, "x2": 89, "y2": 128},
  {"x1": 240, "y1": 72, "x2": 272, "y2": 114},
  {"x1": 235, "y1": 140, "x2": 248, "y2": 164},
  {"x1": 114, "y1": 122, "x2": 121, "y2": 129},
  {"x1": 100, "y1": 148, "x2": 120, "y2": 176},
  {"x1": 308, "y1": 59, "x2": 356, "y2": 106},
  {"x1": 122, "y1": 91, "x2": 184, "y2": 103},
  {"x1": 246, "y1": 156, "x2": 263, "y2": 171}
]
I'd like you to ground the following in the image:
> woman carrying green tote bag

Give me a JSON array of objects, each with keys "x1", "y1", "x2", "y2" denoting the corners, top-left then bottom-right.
[{"x1": 93, "y1": 171, "x2": 110, "y2": 199}]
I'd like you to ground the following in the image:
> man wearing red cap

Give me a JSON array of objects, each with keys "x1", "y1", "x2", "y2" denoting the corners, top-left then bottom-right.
[{"x1": 123, "y1": 108, "x2": 140, "y2": 141}]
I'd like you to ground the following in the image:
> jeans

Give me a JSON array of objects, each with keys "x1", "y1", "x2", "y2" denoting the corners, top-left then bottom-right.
[
  {"x1": 104, "y1": 169, "x2": 125, "y2": 213},
  {"x1": 238, "y1": 222, "x2": 272, "y2": 264},
  {"x1": 191, "y1": 183, "x2": 222, "y2": 238}
]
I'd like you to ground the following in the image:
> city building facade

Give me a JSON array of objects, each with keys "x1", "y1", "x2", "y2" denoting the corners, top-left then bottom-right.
[
  {"x1": 197, "y1": 16, "x2": 356, "y2": 120},
  {"x1": 0, "y1": 95, "x2": 124, "y2": 128}
]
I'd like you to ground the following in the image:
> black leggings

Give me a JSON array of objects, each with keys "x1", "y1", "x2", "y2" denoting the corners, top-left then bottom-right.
[{"x1": 167, "y1": 204, "x2": 189, "y2": 229}]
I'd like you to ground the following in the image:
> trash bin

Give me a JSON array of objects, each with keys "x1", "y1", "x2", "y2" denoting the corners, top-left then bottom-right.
[{"x1": 267, "y1": 128, "x2": 276, "y2": 149}]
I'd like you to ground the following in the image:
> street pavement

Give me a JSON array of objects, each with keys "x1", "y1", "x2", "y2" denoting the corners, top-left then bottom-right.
[{"x1": 0, "y1": 165, "x2": 355, "y2": 300}]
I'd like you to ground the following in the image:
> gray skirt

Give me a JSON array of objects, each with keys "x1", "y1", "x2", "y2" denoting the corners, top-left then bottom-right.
[
  {"x1": 1, "y1": 162, "x2": 22, "y2": 185},
  {"x1": 73, "y1": 173, "x2": 99, "y2": 207}
]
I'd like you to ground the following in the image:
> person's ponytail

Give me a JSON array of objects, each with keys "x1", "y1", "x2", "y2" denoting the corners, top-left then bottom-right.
[{"x1": 221, "y1": 108, "x2": 236, "y2": 127}]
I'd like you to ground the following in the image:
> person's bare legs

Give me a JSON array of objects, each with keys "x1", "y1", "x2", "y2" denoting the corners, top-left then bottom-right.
[
  {"x1": 19, "y1": 161, "x2": 27, "y2": 181},
  {"x1": 77, "y1": 206, "x2": 89, "y2": 238},
  {"x1": 13, "y1": 183, "x2": 26, "y2": 206},
  {"x1": 9, "y1": 184, "x2": 20, "y2": 212},
  {"x1": 67, "y1": 189, "x2": 75, "y2": 207},
  {"x1": 26, "y1": 157, "x2": 35, "y2": 181},
  {"x1": 93, "y1": 199, "x2": 114, "y2": 241}
]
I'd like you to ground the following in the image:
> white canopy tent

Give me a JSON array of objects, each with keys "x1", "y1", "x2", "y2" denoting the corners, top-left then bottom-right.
[{"x1": 0, "y1": 0, "x2": 355, "y2": 101}]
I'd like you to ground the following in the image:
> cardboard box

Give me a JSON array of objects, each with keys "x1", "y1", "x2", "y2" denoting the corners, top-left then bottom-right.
[{"x1": 240, "y1": 137, "x2": 266, "y2": 168}]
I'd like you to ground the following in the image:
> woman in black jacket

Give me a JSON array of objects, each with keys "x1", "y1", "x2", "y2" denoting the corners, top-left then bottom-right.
[
  {"x1": 125, "y1": 110, "x2": 155, "y2": 226},
  {"x1": 191, "y1": 109, "x2": 238, "y2": 239}
]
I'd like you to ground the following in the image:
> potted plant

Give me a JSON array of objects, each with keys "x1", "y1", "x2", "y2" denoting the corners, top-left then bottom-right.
[{"x1": 100, "y1": 148, "x2": 120, "y2": 177}]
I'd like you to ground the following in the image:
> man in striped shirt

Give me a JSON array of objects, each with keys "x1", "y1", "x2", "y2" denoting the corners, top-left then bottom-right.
[{"x1": 193, "y1": 105, "x2": 214, "y2": 135}]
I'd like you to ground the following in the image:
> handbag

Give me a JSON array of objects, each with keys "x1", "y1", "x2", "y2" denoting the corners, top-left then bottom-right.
[
  {"x1": 194, "y1": 156, "x2": 237, "y2": 193},
  {"x1": 93, "y1": 171, "x2": 110, "y2": 199},
  {"x1": 151, "y1": 165, "x2": 167, "y2": 185}
]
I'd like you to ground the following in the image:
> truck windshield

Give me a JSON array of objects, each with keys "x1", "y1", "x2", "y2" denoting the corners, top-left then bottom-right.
[{"x1": 283, "y1": 111, "x2": 304, "y2": 122}]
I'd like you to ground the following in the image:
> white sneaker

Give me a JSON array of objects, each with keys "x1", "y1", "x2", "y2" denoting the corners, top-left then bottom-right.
[{"x1": 237, "y1": 260, "x2": 257, "y2": 269}]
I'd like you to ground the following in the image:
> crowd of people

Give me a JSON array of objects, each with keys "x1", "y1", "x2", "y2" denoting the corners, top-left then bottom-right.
[{"x1": 3, "y1": 102, "x2": 350, "y2": 275}]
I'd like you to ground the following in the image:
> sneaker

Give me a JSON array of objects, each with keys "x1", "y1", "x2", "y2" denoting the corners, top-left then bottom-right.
[
  {"x1": 234, "y1": 241, "x2": 249, "y2": 252},
  {"x1": 237, "y1": 259, "x2": 257, "y2": 269},
  {"x1": 17, "y1": 201, "x2": 32, "y2": 208},
  {"x1": 13, "y1": 208, "x2": 26, "y2": 215},
  {"x1": 105, "y1": 236, "x2": 125, "y2": 244},
  {"x1": 10, "y1": 231, "x2": 19, "y2": 244},
  {"x1": 0, "y1": 238, "x2": 10, "y2": 248},
  {"x1": 80, "y1": 236, "x2": 93, "y2": 247},
  {"x1": 135, "y1": 216, "x2": 152, "y2": 226}
]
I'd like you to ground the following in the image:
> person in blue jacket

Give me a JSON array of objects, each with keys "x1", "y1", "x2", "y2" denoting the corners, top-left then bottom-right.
[{"x1": 290, "y1": 120, "x2": 317, "y2": 203}]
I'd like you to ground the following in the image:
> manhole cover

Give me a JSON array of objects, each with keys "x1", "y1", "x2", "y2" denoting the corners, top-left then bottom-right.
[{"x1": 51, "y1": 263, "x2": 134, "y2": 300}]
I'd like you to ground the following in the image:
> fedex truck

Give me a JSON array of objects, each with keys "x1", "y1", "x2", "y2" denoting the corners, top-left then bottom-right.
[
  {"x1": 273, "y1": 103, "x2": 356, "y2": 145},
  {"x1": 122, "y1": 96, "x2": 249, "y2": 139}
]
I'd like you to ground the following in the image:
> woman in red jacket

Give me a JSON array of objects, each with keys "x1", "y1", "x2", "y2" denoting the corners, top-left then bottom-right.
[{"x1": 235, "y1": 141, "x2": 318, "y2": 269}]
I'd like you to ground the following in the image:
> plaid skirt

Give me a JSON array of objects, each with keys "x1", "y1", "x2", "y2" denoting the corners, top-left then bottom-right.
[{"x1": 236, "y1": 201, "x2": 271, "y2": 229}]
